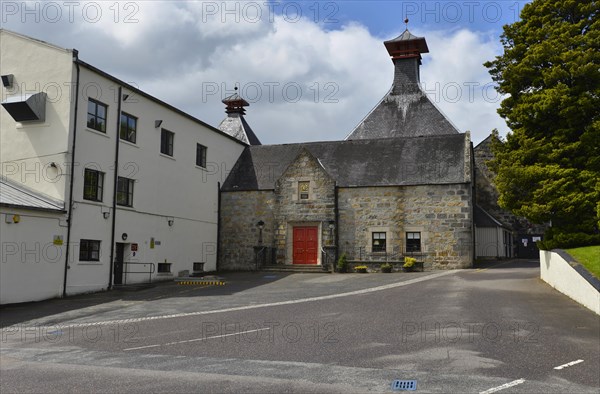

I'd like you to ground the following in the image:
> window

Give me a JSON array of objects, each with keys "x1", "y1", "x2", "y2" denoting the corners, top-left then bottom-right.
[
  {"x1": 161, "y1": 129, "x2": 174, "y2": 156},
  {"x1": 117, "y1": 177, "x2": 134, "y2": 207},
  {"x1": 80, "y1": 239, "x2": 100, "y2": 261},
  {"x1": 298, "y1": 181, "x2": 310, "y2": 200},
  {"x1": 120, "y1": 112, "x2": 137, "y2": 143},
  {"x1": 83, "y1": 168, "x2": 104, "y2": 201},
  {"x1": 87, "y1": 99, "x2": 107, "y2": 132},
  {"x1": 157, "y1": 263, "x2": 172, "y2": 273},
  {"x1": 372, "y1": 232, "x2": 386, "y2": 252},
  {"x1": 196, "y1": 144, "x2": 207, "y2": 168},
  {"x1": 406, "y1": 232, "x2": 421, "y2": 252}
]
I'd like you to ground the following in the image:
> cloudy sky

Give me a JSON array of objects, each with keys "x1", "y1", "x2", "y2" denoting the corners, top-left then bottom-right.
[{"x1": 2, "y1": 1, "x2": 530, "y2": 145}]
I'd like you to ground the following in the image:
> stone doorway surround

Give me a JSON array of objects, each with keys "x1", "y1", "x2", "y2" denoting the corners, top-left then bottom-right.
[{"x1": 285, "y1": 221, "x2": 323, "y2": 265}]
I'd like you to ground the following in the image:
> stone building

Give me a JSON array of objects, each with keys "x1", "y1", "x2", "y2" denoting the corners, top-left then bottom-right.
[
  {"x1": 474, "y1": 135, "x2": 546, "y2": 258},
  {"x1": 218, "y1": 27, "x2": 475, "y2": 270}
]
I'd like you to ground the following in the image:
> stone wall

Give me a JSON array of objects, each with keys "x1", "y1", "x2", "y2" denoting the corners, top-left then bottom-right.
[
  {"x1": 338, "y1": 184, "x2": 472, "y2": 269},
  {"x1": 219, "y1": 190, "x2": 275, "y2": 271},
  {"x1": 274, "y1": 149, "x2": 336, "y2": 264}
]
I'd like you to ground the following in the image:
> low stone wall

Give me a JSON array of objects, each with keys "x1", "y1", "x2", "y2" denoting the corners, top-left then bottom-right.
[{"x1": 540, "y1": 250, "x2": 600, "y2": 315}]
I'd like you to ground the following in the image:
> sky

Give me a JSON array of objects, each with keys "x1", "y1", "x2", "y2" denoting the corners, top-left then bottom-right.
[{"x1": 1, "y1": 1, "x2": 531, "y2": 145}]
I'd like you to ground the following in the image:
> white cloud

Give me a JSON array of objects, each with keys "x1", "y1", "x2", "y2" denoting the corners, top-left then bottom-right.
[{"x1": 2, "y1": 2, "x2": 508, "y2": 145}]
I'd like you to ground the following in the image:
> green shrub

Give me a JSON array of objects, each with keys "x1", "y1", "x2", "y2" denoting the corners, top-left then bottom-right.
[
  {"x1": 380, "y1": 263, "x2": 393, "y2": 273},
  {"x1": 537, "y1": 232, "x2": 600, "y2": 250},
  {"x1": 337, "y1": 253, "x2": 348, "y2": 273}
]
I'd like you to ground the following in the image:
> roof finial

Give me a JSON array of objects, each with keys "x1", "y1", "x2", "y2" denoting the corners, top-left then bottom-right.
[{"x1": 404, "y1": 17, "x2": 409, "y2": 29}]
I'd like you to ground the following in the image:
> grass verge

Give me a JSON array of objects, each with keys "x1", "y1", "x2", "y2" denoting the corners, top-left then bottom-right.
[{"x1": 566, "y1": 245, "x2": 600, "y2": 279}]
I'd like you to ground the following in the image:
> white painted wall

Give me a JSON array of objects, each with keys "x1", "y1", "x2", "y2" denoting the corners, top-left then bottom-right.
[
  {"x1": 540, "y1": 250, "x2": 600, "y2": 315},
  {"x1": 0, "y1": 207, "x2": 67, "y2": 304},
  {"x1": 2, "y1": 30, "x2": 246, "y2": 299},
  {"x1": 476, "y1": 227, "x2": 510, "y2": 258},
  {"x1": 0, "y1": 30, "x2": 74, "y2": 201},
  {"x1": 64, "y1": 65, "x2": 245, "y2": 293}
]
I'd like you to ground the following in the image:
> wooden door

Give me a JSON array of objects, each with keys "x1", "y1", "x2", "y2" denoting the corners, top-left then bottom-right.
[{"x1": 293, "y1": 227, "x2": 318, "y2": 264}]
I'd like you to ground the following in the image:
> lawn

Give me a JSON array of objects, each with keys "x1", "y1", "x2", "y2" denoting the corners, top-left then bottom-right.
[{"x1": 566, "y1": 245, "x2": 600, "y2": 279}]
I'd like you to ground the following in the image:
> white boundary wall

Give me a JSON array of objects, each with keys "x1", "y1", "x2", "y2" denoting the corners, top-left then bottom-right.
[{"x1": 540, "y1": 250, "x2": 600, "y2": 315}]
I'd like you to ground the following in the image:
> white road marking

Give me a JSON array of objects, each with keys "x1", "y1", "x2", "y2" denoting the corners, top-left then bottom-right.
[
  {"x1": 479, "y1": 379, "x2": 525, "y2": 394},
  {"x1": 554, "y1": 359, "x2": 584, "y2": 370},
  {"x1": 123, "y1": 328, "x2": 271, "y2": 351},
  {"x1": 9, "y1": 270, "x2": 457, "y2": 330}
]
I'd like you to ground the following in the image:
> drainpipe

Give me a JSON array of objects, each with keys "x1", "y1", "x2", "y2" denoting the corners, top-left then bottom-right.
[
  {"x1": 62, "y1": 50, "x2": 81, "y2": 298},
  {"x1": 334, "y1": 183, "x2": 339, "y2": 264},
  {"x1": 471, "y1": 141, "x2": 476, "y2": 264},
  {"x1": 108, "y1": 86, "x2": 122, "y2": 289},
  {"x1": 216, "y1": 181, "x2": 222, "y2": 271}
]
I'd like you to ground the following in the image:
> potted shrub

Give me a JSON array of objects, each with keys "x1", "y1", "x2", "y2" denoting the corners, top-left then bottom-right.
[
  {"x1": 402, "y1": 257, "x2": 416, "y2": 272},
  {"x1": 337, "y1": 253, "x2": 348, "y2": 273},
  {"x1": 380, "y1": 263, "x2": 393, "y2": 273},
  {"x1": 355, "y1": 265, "x2": 368, "y2": 273}
]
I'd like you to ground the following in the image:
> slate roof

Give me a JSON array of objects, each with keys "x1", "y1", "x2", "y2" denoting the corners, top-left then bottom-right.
[
  {"x1": 474, "y1": 204, "x2": 505, "y2": 228},
  {"x1": 222, "y1": 133, "x2": 469, "y2": 191},
  {"x1": 217, "y1": 113, "x2": 261, "y2": 145},
  {"x1": 346, "y1": 89, "x2": 461, "y2": 139},
  {"x1": 0, "y1": 177, "x2": 64, "y2": 211}
]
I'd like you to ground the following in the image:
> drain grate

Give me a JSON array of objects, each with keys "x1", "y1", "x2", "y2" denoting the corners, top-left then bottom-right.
[{"x1": 391, "y1": 379, "x2": 417, "y2": 391}]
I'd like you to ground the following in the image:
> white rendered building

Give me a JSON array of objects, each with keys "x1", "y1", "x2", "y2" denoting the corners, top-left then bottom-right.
[{"x1": 1, "y1": 29, "x2": 246, "y2": 303}]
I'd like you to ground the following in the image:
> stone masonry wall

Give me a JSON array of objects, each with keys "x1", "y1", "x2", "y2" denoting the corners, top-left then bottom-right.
[
  {"x1": 338, "y1": 184, "x2": 473, "y2": 269},
  {"x1": 274, "y1": 149, "x2": 336, "y2": 264},
  {"x1": 219, "y1": 190, "x2": 275, "y2": 271}
]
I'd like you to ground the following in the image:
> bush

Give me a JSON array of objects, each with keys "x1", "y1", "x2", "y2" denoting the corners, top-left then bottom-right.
[
  {"x1": 355, "y1": 265, "x2": 368, "y2": 273},
  {"x1": 337, "y1": 253, "x2": 348, "y2": 273},
  {"x1": 537, "y1": 232, "x2": 600, "y2": 250},
  {"x1": 403, "y1": 257, "x2": 416, "y2": 268},
  {"x1": 380, "y1": 263, "x2": 393, "y2": 273}
]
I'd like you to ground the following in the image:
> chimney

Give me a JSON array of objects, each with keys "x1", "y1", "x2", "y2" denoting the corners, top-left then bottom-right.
[{"x1": 383, "y1": 19, "x2": 429, "y2": 95}]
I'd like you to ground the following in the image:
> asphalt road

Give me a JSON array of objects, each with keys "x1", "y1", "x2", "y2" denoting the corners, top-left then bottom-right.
[{"x1": 1, "y1": 260, "x2": 599, "y2": 393}]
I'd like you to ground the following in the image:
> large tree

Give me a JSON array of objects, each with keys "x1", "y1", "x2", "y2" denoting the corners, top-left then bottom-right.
[{"x1": 485, "y1": 0, "x2": 600, "y2": 246}]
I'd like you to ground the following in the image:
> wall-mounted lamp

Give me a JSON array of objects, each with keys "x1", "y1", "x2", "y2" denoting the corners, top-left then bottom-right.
[
  {"x1": 328, "y1": 220, "x2": 335, "y2": 231},
  {"x1": 256, "y1": 220, "x2": 265, "y2": 244},
  {"x1": 167, "y1": 217, "x2": 174, "y2": 227},
  {"x1": 155, "y1": 120, "x2": 163, "y2": 128},
  {"x1": 101, "y1": 207, "x2": 110, "y2": 219},
  {"x1": 1, "y1": 74, "x2": 14, "y2": 88},
  {"x1": 122, "y1": 94, "x2": 129, "y2": 101}
]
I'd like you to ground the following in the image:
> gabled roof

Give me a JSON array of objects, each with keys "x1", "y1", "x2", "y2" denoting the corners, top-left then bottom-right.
[
  {"x1": 222, "y1": 133, "x2": 469, "y2": 191},
  {"x1": 474, "y1": 204, "x2": 506, "y2": 228},
  {"x1": 0, "y1": 177, "x2": 64, "y2": 211}
]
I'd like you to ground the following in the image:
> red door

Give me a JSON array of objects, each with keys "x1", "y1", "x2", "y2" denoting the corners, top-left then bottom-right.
[{"x1": 293, "y1": 227, "x2": 318, "y2": 264}]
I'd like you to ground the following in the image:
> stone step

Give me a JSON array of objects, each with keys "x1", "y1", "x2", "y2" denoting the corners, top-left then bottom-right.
[{"x1": 261, "y1": 265, "x2": 329, "y2": 273}]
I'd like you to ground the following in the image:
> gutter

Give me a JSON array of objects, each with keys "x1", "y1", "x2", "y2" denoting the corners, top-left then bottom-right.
[
  {"x1": 108, "y1": 86, "x2": 122, "y2": 289},
  {"x1": 62, "y1": 50, "x2": 80, "y2": 298}
]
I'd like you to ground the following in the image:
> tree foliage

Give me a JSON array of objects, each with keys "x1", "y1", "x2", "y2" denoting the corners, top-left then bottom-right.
[{"x1": 485, "y1": 0, "x2": 600, "y2": 246}]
